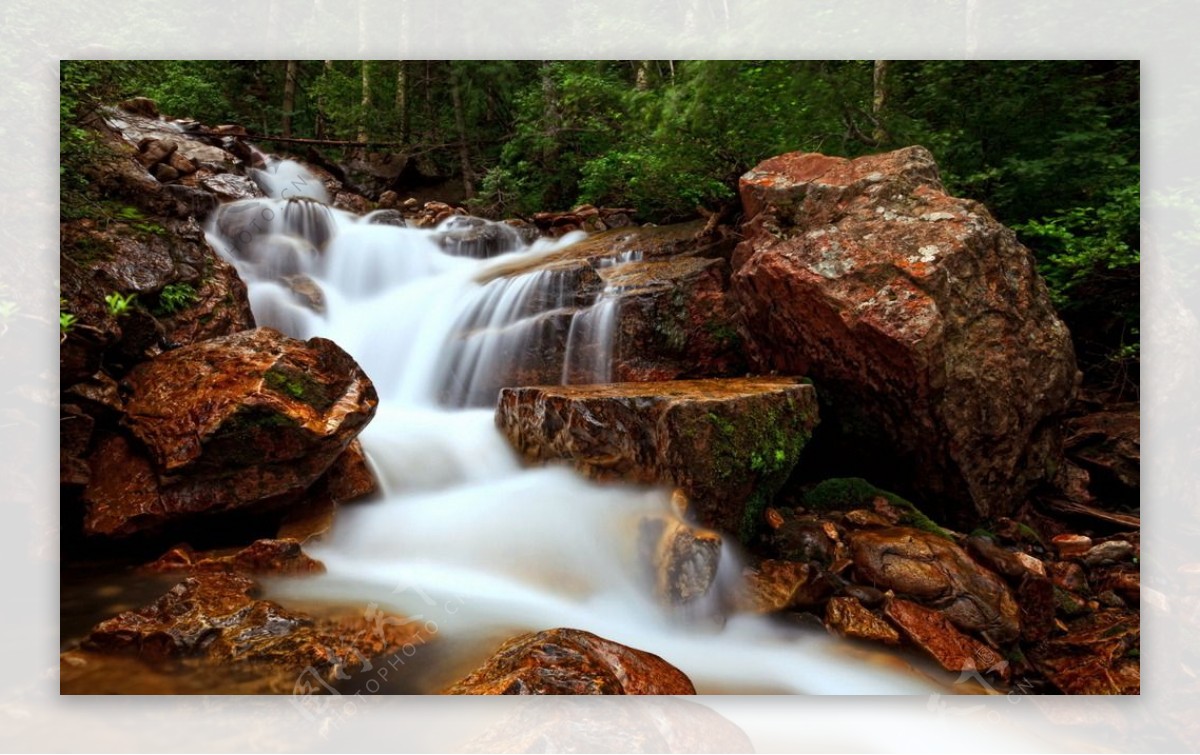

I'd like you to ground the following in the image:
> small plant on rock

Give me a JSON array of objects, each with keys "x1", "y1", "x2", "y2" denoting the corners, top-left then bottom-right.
[
  {"x1": 104, "y1": 291, "x2": 137, "y2": 318},
  {"x1": 154, "y1": 282, "x2": 197, "y2": 316}
]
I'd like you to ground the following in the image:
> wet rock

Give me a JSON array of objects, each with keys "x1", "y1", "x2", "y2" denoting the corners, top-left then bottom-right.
[
  {"x1": 1028, "y1": 609, "x2": 1139, "y2": 694},
  {"x1": 732, "y1": 147, "x2": 1078, "y2": 523},
  {"x1": 156, "y1": 253, "x2": 255, "y2": 347},
  {"x1": 637, "y1": 510, "x2": 723, "y2": 604},
  {"x1": 445, "y1": 628, "x2": 695, "y2": 695},
  {"x1": 119, "y1": 96, "x2": 159, "y2": 118},
  {"x1": 965, "y1": 536, "x2": 1034, "y2": 581},
  {"x1": 434, "y1": 216, "x2": 527, "y2": 258},
  {"x1": 849, "y1": 527, "x2": 1020, "y2": 644},
  {"x1": 277, "y1": 490, "x2": 337, "y2": 543},
  {"x1": 199, "y1": 173, "x2": 264, "y2": 201},
  {"x1": 281, "y1": 274, "x2": 326, "y2": 314},
  {"x1": 1049, "y1": 560, "x2": 1090, "y2": 593},
  {"x1": 142, "y1": 538, "x2": 324, "y2": 575},
  {"x1": 82, "y1": 328, "x2": 377, "y2": 537},
  {"x1": 1054, "y1": 586, "x2": 1091, "y2": 617},
  {"x1": 138, "y1": 138, "x2": 178, "y2": 168},
  {"x1": 800, "y1": 478, "x2": 950, "y2": 539},
  {"x1": 60, "y1": 405, "x2": 95, "y2": 487},
  {"x1": 771, "y1": 520, "x2": 837, "y2": 565},
  {"x1": 364, "y1": 209, "x2": 407, "y2": 226},
  {"x1": 496, "y1": 378, "x2": 818, "y2": 538},
  {"x1": 59, "y1": 255, "x2": 122, "y2": 385},
  {"x1": 1053, "y1": 533, "x2": 1093, "y2": 558},
  {"x1": 167, "y1": 150, "x2": 198, "y2": 176},
  {"x1": 733, "y1": 559, "x2": 836, "y2": 613},
  {"x1": 1102, "y1": 569, "x2": 1139, "y2": 605},
  {"x1": 1016, "y1": 573, "x2": 1057, "y2": 642},
  {"x1": 1081, "y1": 539, "x2": 1136, "y2": 567},
  {"x1": 842, "y1": 583, "x2": 885, "y2": 607},
  {"x1": 1064, "y1": 403, "x2": 1139, "y2": 500},
  {"x1": 68, "y1": 572, "x2": 428, "y2": 694},
  {"x1": 604, "y1": 256, "x2": 745, "y2": 382},
  {"x1": 485, "y1": 221, "x2": 746, "y2": 383},
  {"x1": 825, "y1": 596, "x2": 900, "y2": 644},
  {"x1": 152, "y1": 162, "x2": 180, "y2": 182},
  {"x1": 884, "y1": 598, "x2": 1007, "y2": 678},
  {"x1": 323, "y1": 439, "x2": 376, "y2": 503}
]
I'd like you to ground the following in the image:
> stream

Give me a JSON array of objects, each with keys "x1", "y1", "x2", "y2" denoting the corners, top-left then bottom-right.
[{"x1": 202, "y1": 156, "x2": 953, "y2": 695}]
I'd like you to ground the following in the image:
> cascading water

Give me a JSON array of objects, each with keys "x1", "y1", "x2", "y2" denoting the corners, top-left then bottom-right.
[{"x1": 204, "y1": 159, "x2": 943, "y2": 694}]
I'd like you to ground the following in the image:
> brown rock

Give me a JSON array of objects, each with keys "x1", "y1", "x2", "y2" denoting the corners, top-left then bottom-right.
[
  {"x1": 445, "y1": 628, "x2": 695, "y2": 695},
  {"x1": 1048, "y1": 560, "x2": 1090, "y2": 593},
  {"x1": 137, "y1": 138, "x2": 177, "y2": 167},
  {"x1": 142, "y1": 539, "x2": 324, "y2": 575},
  {"x1": 82, "y1": 328, "x2": 377, "y2": 537},
  {"x1": 157, "y1": 253, "x2": 255, "y2": 347},
  {"x1": 637, "y1": 510, "x2": 723, "y2": 604},
  {"x1": 1016, "y1": 573, "x2": 1057, "y2": 642},
  {"x1": 732, "y1": 147, "x2": 1078, "y2": 523},
  {"x1": 151, "y1": 162, "x2": 179, "y2": 182},
  {"x1": 825, "y1": 596, "x2": 900, "y2": 644},
  {"x1": 1028, "y1": 609, "x2": 1139, "y2": 694},
  {"x1": 965, "y1": 536, "x2": 1032, "y2": 581},
  {"x1": 277, "y1": 490, "x2": 337, "y2": 543},
  {"x1": 496, "y1": 378, "x2": 818, "y2": 538},
  {"x1": 849, "y1": 527, "x2": 1020, "y2": 644},
  {"x1": 324, "y1": 439, "x2": 377, "y2": 503},
  {"x1": 281, "y1": 273, "x2": 326, "y2": 314},
  {"x1": 734, "y1": 559, "x2": 835, "y2": 613},
  {"x1": 119, "y1": 96, "x2": 159, "y2": 118},
  {"x1": 1081, "y1": 539, "x2": 1136, "y2": 567},
  {"x1": 1064, "y1": 403, "x2": 1139, "y2": 497},
  {"x1": 884, "y1": 598, "x2": 1007, "y2": 678},
  {"x1": 167, "y1": 150, "x2": 198, "y2": 176},
  {"x1": 60, "y1": 405, "x2": 95, "y2": 487},
  {"x1": 1053, "y1": 533, "x2": 1093, "y2": 557},
  {"x1": 70, "y1": 573, "x2": 429, "y2": 694}
]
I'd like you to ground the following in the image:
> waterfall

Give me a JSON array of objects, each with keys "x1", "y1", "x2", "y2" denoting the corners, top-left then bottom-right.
[{"x1": 203, "y1": 159, "x2": 937, "y2": 694}]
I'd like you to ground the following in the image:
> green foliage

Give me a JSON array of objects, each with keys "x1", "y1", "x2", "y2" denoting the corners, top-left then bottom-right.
[
  {"x1": 60, "y1": 311, "x2": 78, "y2": 333},
  {"x1": 62, "y1": 59, "x2": 1140, "y2": 392},
  {"x1": 802, "y1": 477, "x2": 952, "y2": 540},
  {"x1": 153, "y1": 283, "x2": 197, "y2": 316},
  {"x1": 104, "y1": 292, "x2": 136, "y2": 318}
]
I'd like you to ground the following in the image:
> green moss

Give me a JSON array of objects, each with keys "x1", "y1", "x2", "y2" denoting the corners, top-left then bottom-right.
[
  {"x1": 802, "y1": 477, "x2": 953, "y2": 540},
  {"x1": 704, "y1": 319, "x2": 741, "y2": 350},
  {"x1": 263, "y1": 366, "x2": 334, "y2": 411},
  {"x1": 704, "y1": 403, "x2": 813, "y2": 543}
]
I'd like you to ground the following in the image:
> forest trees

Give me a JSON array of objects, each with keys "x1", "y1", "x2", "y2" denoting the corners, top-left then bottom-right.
[{"x1": 60, "y1": 59, "x2": 1140, "y2": 393}]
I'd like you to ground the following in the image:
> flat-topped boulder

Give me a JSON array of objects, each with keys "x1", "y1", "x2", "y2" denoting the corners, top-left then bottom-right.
[{"x1": 496, "y1": 378, "x2": 819, "y2": 539}]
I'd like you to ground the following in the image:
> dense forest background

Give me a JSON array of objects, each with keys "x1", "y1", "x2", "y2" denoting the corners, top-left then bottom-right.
[{"x1": 61, "y1": 60, "x2": 1140, "y2": 395}]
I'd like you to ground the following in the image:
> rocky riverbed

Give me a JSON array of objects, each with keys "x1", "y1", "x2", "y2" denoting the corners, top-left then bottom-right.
[{"x1": 58, "y1": 97, "x2": 1139, "y2": 695}]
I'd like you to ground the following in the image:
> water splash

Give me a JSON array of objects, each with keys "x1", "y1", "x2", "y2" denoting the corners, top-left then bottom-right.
[{"x1": 204, "y1": 179, "x2": 940, "y2": 694}]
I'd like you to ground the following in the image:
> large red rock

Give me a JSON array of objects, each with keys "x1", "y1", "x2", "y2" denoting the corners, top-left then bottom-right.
[
  {"x1": 82, "y1": 328, "x2": 377, "y2": 537},
  {"x1": 496, "y1": 378, "x2": 818, "y2": 539},
  {"x1": 444, "y1": 628, "x2": 695, "y2": 694},
  {"x1": 732, "y1": 147, "x2": 1078, "y2": 522}
]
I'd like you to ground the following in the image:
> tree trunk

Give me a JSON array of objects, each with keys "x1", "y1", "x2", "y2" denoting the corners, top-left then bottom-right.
[
  {"x1": 316, "y1": 59, "x2": 332, "y2": 139},
  {"x1": 281, "y1": 60, "x2": 298, "y2": 138},
  {"x1": 449, "y1": 65, "x2": 473, "y2": 198},
  {"x1": 359, "y1": 61, "x2": 372, "y2": 144},
  {"x1": 540, "y1": 61, "x2": 560, "y2": 164},
  {"x1": 635, "y1": 60, "x2": 651, "y2": 91},
  {"x1": 395, "y1": 61, "x2": 409, "y2": 141},
  {"x1": 872, "y1": 60, "x2": 890, "y2": 144}
]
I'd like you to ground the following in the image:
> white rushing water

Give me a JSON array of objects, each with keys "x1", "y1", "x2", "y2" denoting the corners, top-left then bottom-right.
[{"x1": 205, "y1": 160, "x2": 942, "y2": 694}]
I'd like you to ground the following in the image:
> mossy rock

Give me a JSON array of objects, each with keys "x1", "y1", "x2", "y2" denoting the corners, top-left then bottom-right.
[{"x1": 802, "y1": 477, "x2": 952, "y2": 540}]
